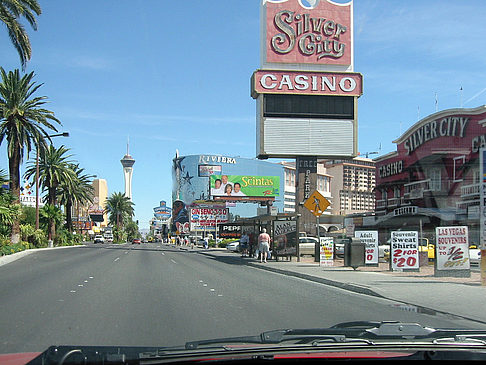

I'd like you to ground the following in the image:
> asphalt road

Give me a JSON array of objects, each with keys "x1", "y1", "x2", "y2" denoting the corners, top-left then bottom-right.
[{"x1": 0, "y1": 243, "x2": 480, "y2": 354}]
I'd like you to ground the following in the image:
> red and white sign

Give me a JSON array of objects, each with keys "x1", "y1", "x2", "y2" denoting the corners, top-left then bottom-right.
[
  {"x1": 263, "y1": 0, "x2": 352, "y2": 67},
  {"x1": 252, "y1": 70, "x2": 362, "y2": 97},
  {"x1": 436, "y1": 226, "x2": 470, "y2": 271},
  {"x1": 190, "y1": 208, "x2": 229, "y2": 232},
  {"x1": 391, "y1": 231, "x2": 419, "y2": 271},
  {"x1": 355, "y1": 231, "x2": 378, "y2": 265}
]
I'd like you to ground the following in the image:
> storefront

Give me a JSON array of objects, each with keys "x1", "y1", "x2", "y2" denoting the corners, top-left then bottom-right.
[{"x1": 356, "y1": 106, "x2": 486, "y2": 243}]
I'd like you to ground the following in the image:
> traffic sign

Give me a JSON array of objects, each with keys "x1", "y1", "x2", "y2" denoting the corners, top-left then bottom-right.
[{"x1": 303, "y1": 190, "x2": 330, "y2": 217}]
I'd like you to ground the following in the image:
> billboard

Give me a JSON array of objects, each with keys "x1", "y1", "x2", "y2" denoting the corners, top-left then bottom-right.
[
  {"x1": 153, "y1": 200, "x2": 171, "y2": 221},
  {"x1": 190, "y1": 203, "x2": 229, "y2": 232},
  {"x1": 198, "y1": 165, "x2": 222, "y2": 177},
  {"x1": 210, "y1": 175, "x2": 280, "y2": 198},
  {"x1": 273, "y1": 220, "x2": 297, "y2": 256},
  {"x1": 262, "y1": 0, "x2": 353, "y2": 69},
  {"x1": 219, "y1": 224, "x2": 242, "y2": 239}
]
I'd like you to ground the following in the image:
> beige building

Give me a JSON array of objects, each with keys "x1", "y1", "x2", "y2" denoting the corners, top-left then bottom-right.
[
  {"x1": 324, "y1": 157, "x2": 376, "y2": 216},
  {"x1": 281, "y1": 161, "x2": 332, "y2": 214},
  {"x1": 91, "y1": 178, "x2": 109, "y2": 226}
]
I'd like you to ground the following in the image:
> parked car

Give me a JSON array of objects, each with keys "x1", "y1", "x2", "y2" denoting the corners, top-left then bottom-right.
[
  {"x1": 298, "y1": 237, "x2": 318, "y2": 256},
  {"x1": 132, "y1": 238, "x2": 141, "y2": 244},
  {"x1": 469, "y1": 245, "x2": 481, "y2": 266},
  {"x1": 93, "y1": 235, "x2": 104, "y2": 244},
  {"x1": 418, "y1": 238, "x2": 435, "y2": 260},
  {"x1": 226, "y1": 240, "x2": 240, "y2": 252},
  {"x1": 104, "y1": 234, "x2": 113, "y2": 243}
]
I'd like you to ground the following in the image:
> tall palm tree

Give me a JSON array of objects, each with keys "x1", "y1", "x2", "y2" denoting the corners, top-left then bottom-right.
[
  {"x1": 57, "y1": 163, "x2": 94, "y2": 232},
  {"x1": 0, "y1": 0, "x2": 42, "y2": 69},
  {"x1": 24, "y1": 145, "x2": 75, "y2": 241},
  {"x1": 0, "y1": 67, "x2": 60, "y2": 243},
  {"x1": 105, "y1": 192, "x2": 134, "y2": 233}
]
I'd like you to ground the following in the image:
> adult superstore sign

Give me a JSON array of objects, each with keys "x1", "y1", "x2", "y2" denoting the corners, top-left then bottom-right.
[{"x1": 391, "y1": 231, "x2": 419, "y2": 271}]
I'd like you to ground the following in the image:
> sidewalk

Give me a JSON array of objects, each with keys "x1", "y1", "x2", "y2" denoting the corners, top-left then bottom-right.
[{"x1": 193, "y1": 246, "x2": 486, "y2": 324}]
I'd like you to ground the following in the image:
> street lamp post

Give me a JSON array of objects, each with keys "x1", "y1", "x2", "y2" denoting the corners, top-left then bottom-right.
[{"x1": 35, "y1": 132, "x2": 69, "y2": 233}]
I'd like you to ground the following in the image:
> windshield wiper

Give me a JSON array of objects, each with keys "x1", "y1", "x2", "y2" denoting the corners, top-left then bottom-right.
[{"x1": 185, "y1": 321, "x2": 486, "y2": 350}]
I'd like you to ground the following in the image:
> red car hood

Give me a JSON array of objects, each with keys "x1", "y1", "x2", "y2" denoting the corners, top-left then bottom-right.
[{"x1": 0, "y1": 352, "x2": 41, "y2": 365}]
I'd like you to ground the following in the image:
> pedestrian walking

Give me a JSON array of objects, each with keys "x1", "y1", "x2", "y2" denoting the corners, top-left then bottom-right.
[
  {"x1": 258, "y1": 228, "x2": 271, "y2": 263},
  {"x1": 240, "y1": 233, "x2": 249, "y2": 257}
]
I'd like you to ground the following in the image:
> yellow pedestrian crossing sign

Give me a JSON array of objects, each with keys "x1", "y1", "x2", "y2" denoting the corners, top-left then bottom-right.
[{"x1": 303, "y1": 190, "x2": 330, "y2": 217}]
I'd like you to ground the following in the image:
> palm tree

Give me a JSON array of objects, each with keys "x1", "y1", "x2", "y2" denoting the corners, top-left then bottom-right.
[
  {"x1": 24, "y1": 145, "x2": 75, "y2": 241},
  {"x1": 105, "y1": 192, "x2": 134, "y2": 234},
  {"x1": 0, "y1": 68, "x2": 60, "y2": 243},
  {"x1": 0, "y1": 0, "x2": 42, "y2": 69},
  {"x1": 57, "y1": 163, "x2": 94, "y2": 232}
]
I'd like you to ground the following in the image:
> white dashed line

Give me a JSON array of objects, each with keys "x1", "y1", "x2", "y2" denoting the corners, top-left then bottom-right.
[
  {"x1": 170, "y1": 259, "x2": 177, "y2": 264},
  {"x1": 114, "y1": 257, "x2": 120, "y2": 262}
]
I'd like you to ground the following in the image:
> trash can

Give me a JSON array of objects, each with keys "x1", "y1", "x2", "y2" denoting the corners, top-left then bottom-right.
[{"x1": 344, "y1": 237, "x2": 365, "y2": 269}]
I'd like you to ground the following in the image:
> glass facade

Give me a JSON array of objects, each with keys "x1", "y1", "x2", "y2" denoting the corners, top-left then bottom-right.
[{"x1": 172, "y1": 154, "x2": 285, "y2": 218}]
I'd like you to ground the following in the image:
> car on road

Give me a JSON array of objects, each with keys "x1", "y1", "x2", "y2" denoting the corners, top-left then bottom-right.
[
  {"x1": 226, "y1": 240, "x2": 240, "y2": 252},
  {"x1": 93, "y1": 235, "x2": 104, "y2": 244},
  {"x1": 132, "y1": 238, "x2": 141, "y2": 244}
]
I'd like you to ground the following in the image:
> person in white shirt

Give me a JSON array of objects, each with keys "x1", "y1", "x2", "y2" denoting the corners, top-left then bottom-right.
[{"x1": 231, "y1": 182, "x2": 246, "y2": 196}]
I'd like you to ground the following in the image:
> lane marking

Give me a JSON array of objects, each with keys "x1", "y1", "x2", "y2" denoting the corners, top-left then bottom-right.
[
  {"x1": 161, "y1": 252, "x2": 165, "y2": 255},
  {"x1": 170, "y1": 259, "x2": 177, "y2": 264},
  {"x1": 78, "y1": 284, "x2": 83, "y2": 287},
  {"x1": 114, "y1": 257, "x2": 120, "y2": 262},
  {"x1": 70, "y1": 290, "x2": 76, "y2": 293}
]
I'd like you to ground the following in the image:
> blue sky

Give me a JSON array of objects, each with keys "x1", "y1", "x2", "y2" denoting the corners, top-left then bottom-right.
[{"x1": 1, "y1": 0, "x2": 486, "y2": 229}]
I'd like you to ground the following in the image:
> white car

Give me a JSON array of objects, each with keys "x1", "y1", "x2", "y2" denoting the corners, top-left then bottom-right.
[
  {"x1": 94, "y1": 235, "x2": 105, "y2": 244},
  {"x1": 226, "y1": 240, "x2": 240, "y2": 252},
  {"x1": 469, "y1": 246, "x2": 481, "y2": 266},
  {"x1": 299, "y1": 237, "x2": 319, "y2": 256}
]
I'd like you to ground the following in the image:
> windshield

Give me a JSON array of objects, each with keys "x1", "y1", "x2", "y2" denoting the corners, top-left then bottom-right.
[{"x1": 1, "y1": 0, "x2": 486, "y2": 359}]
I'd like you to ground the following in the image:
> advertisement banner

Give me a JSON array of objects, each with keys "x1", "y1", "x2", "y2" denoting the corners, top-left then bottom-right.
[
  {"x1": 198, "y1": 165, "x2": 222, "y2": 177},
  {"x1": 391, "y1": 231, "x2": 419, "y2": 271},
  {"x1": 320, "y1": 237, "x2": 334, "y2": 266},
  {"x1": 436, "y1": 226, "x2": 470, "y2": 271},
  {"x1": 210, "y1": 175, "x2": 280, "y2": 198},
  {"x1": 273, "y1": 220, "x2": 297, "y2": 256},
  {"x1": 190, "y1": 207, "x2": 229, "y2": 232},
  {"x1": 355, "y1": 231, "x2": 379, "y2": 265},
  {"x1": 219, "y1": 224, "x2": 242, "y2": 239}
]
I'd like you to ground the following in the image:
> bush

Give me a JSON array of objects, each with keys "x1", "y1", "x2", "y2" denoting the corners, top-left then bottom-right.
[
  {"x1": 55, "y1": 229, "x2": 82, "y2": 246},
  {"x1": 20, "y1": 224, "x2": 48, "y2": 248},
  {"x1": 0, "y1": 241, "x2": 29, "y2": 256}
]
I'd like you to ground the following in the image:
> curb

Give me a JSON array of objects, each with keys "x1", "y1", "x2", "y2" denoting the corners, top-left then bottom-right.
[
  {"x1": 246, "y1": 261, "x2": 385, "y2": 298},
  {"x1": 0, "y1": 244, "x2": 85, "y2": 267},
  {"x1": 197, "y1": 250, "x2": 384, "y2": 299}
]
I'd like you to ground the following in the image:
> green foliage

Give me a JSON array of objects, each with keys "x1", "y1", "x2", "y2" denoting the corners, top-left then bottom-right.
[
  {"x1": 54, "y1": 227, "x2": 81, "y2": 246},
  {"x1": 20, "y1": 205, "x2": 36, "y2": 226},
  {"x1": 20, "y1": 223, "x2": 46, "y2": 248},
  {"x1": 0, "y1": 0, "x2": 42, "y2": 69},
  {"x1": 39, "y1": 204, "x2": 63, "y2": 228},
  {"x1": 105, "y1": 192, "x2": 134, "y2": 229}
]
